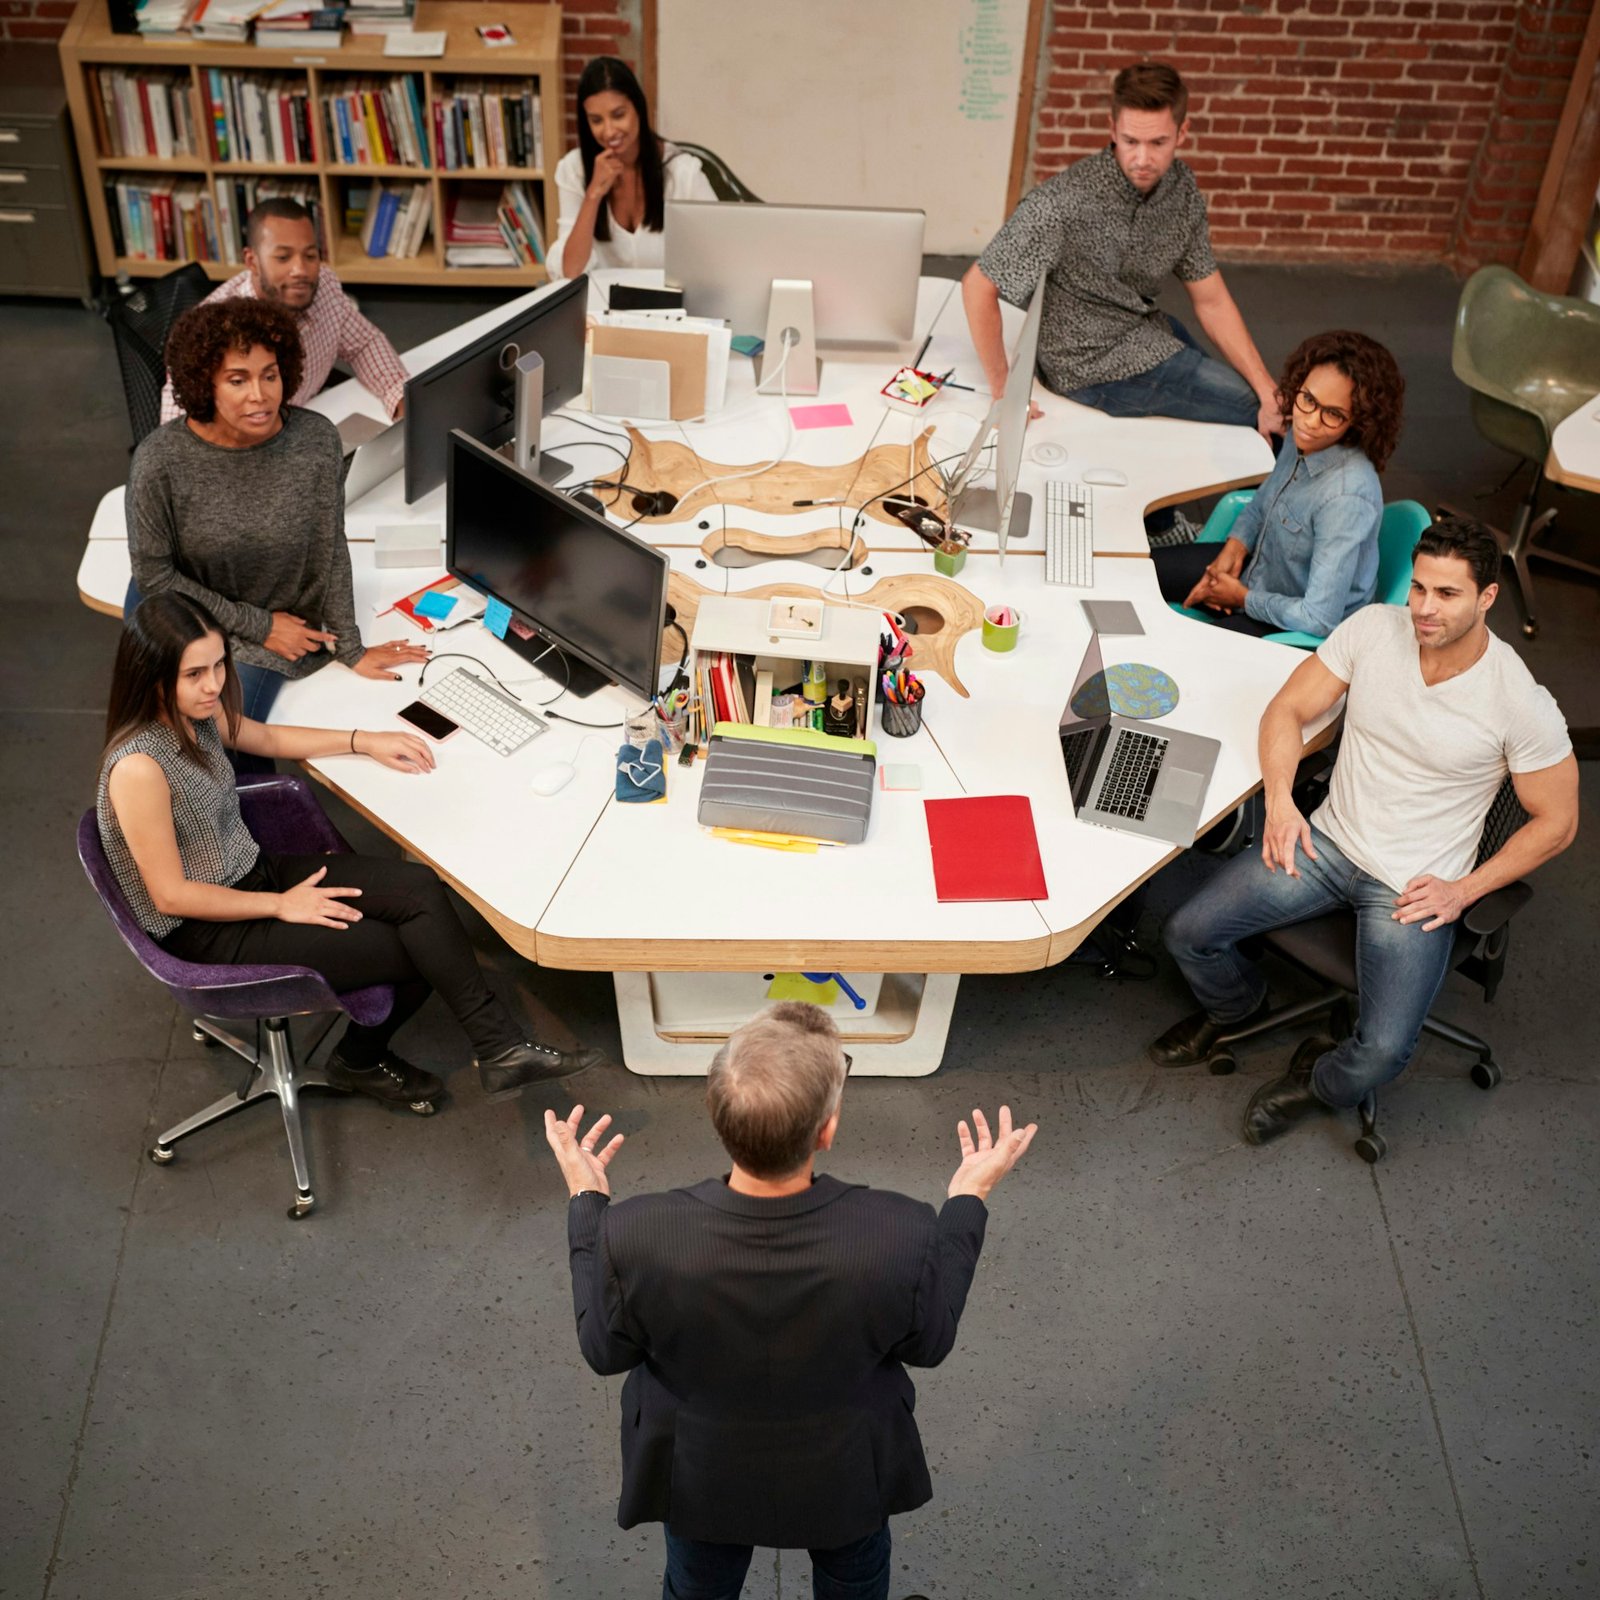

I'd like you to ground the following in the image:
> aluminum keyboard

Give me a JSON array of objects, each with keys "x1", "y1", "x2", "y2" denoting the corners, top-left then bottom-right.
[
  {"x1": 420, "y1": 667, "x2": 548, "y2": 757},
  {"x1": 1044, "y1": 480, "x2": 1095, "y2": 587}
]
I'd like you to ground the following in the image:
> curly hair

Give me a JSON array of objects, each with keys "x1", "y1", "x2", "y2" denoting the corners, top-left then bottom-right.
[
  {"x1": 1276, "y1": 329, "x2": 1405, "y2": 472},
  {"x1": 164, "y1": 297, "x2": 303, "y2": 423}
]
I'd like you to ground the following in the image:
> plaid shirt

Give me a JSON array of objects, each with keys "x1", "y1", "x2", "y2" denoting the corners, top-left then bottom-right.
[{"x1": 159, "y1": 267, "x2": 409, "y2": 423}]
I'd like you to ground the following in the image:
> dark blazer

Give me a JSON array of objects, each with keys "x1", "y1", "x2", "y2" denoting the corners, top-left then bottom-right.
[{"x1": 565, "y1": 1175, "x2": 989, "y2": 1550}]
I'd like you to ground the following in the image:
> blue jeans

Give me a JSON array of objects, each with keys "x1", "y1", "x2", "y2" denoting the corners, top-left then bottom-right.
[
  {"x1": 1162, "y1": 826, "x2": 1457, "y2": 1108},
  {"x1": 662, "y1": 1523, "x2": 891, "y2": 1600},
  {"x1": 1066, "y1": 316, "x2": 1259, "y2": 428}
]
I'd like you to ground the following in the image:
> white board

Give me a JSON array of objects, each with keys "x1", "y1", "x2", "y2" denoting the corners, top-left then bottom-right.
[{"x1": 656, "y1": 0, "x2": 1034, "y2": 256}]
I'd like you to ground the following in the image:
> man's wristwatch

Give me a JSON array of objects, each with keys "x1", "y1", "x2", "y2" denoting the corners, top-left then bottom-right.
[{"x1": 570, "y1": 1189, "x2": 607, "y2": 1201}]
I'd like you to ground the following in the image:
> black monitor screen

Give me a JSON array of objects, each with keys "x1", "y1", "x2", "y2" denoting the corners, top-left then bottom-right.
[
  {"x1": 446, "y1": 431, "x2": 668, "y2": 703},
  {"x1": 404, "y1": 275, "x2": 587, "y2": 503}
]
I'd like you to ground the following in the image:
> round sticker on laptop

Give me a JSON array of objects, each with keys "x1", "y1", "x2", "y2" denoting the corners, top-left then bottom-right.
[{"x1": 1069, "y1": 662, "x2": 1180, "y2": 722}]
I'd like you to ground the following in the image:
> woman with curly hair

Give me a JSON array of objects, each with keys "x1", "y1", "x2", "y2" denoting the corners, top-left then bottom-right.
[
  {"x1": 1154, "y1": 329, "x2": 1405, "y2": 638},
  {"x1": 126, "y1": 296, "x2": 426, "y2": 728}
]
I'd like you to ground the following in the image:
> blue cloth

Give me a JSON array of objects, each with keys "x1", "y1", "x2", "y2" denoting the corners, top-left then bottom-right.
[
  {"x1": 1064, "y1": 315, "x2": 1258, "y2": 429},
  {"x1": 1162, "y1": 825, "x2": 1456, "y2": 1108},
  {"x1": 662, "y1": 1522, "x2": 891, "y2": 1600},
  {"x1": 1226, "y1": 438, "x2": 1382, "y2": 637},
  {"x1": 616, "y1": 738, "x2": 667, "y2": 802}
]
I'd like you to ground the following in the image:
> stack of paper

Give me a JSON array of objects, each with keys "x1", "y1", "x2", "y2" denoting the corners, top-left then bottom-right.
[
  {"x1": 593, "y1": 310, "x2": 733, "y2": 418},
  {"x1": 191, "y1": 0, "x2": 271, "y2": 40},
  {"x1": 133, "y1": 0, "x2": 199, "y2": 36},
  {"x1": 254, "y1": 0, "x2": 345, "y2": 45},
  {"x1": 344, "y1": 0, "x2": 414, "y2": 35}
]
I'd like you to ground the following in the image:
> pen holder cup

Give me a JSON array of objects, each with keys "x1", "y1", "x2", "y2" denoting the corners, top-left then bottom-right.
[
  {"x1": 982, "y1": 604, "x2": 1024, "y2": 653},
  {"x1": 933, "y1": 542, "x2": 967, "y2": 577},
  {"x1": 880, "y1": 698, "x2": 924, "y2": 738}
]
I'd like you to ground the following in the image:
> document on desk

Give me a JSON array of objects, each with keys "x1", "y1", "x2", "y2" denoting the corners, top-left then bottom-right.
[
  {"x1": 923, "y1": 795, "x2": 1048, "y2": 902},
  {"x1": 593, "y1": 313, "x2": 731, "y2": 417}
]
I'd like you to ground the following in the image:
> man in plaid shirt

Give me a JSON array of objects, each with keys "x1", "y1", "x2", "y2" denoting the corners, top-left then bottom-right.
[{"x1": 159, "y1": 198, "x2": 409, "y2": 425}]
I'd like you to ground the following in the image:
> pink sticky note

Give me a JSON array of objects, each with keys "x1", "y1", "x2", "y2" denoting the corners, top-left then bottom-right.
[{"x1": 789, "y1": 403, "x2": 853, "y2": 430}]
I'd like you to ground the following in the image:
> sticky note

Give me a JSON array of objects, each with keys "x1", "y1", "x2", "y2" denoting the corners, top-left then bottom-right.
[
  {"x1": 790, "y1": 403, "x2": 853, "y2": 430},
  {"x1": 880, "y1": 764, "x2": 923, "y2": 790},
  {"x1": 731, "y1": 335, "x2": 764, "y2": 357},
  {"x1": 413, "y1": 590, "x2": 457, "y2": 620},
  {"x1": 483, "y1": 597, "x2": 512, "y2": 639},
  {"x1": 767, "y1": 973, "x2": 839, "y2": 1005}
]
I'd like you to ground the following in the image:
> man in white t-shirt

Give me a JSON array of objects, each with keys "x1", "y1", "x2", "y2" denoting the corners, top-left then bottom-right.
[{"x1": 1149, "y1": 516, "x2": 1578, "y2": 1145}]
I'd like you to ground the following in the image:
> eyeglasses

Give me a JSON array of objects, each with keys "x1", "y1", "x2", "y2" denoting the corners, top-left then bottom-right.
[
  {"x1": 842, "y1": 1052, "x2": 853, "y2": 1076},
  {"x1": 1293, "y1": 388, "x2": 1352, "y2": 431}
]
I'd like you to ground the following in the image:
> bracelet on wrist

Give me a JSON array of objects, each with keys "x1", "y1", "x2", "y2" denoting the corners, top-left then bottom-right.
[{"x1": 350, "y1": 729, "x2": 358, "y2": 754}]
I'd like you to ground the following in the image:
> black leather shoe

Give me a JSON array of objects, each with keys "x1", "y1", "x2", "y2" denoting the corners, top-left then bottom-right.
[
  {"x1": 476, "y1": 1041, "x2": 606, "y2": 1101},
  {"x1": 326, "y1": 1051, "x2": 443, "y2": 1107},
  {"x1": 1147, "y1": 996, "x2": 1270, "y2": 1068},
  {"x1": 1243, "y1": 1035, "x2": 1336, "y2": 1146}
]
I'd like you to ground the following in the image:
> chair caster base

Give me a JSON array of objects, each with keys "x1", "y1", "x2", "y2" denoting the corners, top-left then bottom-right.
[
  {"x1": 192, "y1": 1024, "x2": 214, "y2": 1046},
  {"x1": 409, "y1": 1099, "x2": 437, "y2": 1116},
  {"x1": 1471, "y1": 1059, "x2": 1502, "y2": 1090},
  {"x1": 1354, "y1": 1133, "x2": 1387, "y2": 1164},
  {"x1": 149, "y1": 1144, "x2": 175, "y2": 1165},
  {"x1": 288, "y1": 1192, "x2": 315, "y2": 1220},
  {"x1": 1522, "y1": 621, "x2": 1537, "y2": 639},
  {"x1": 1206, "y1": 1050, "x2": 1237, "y2": 1076}
]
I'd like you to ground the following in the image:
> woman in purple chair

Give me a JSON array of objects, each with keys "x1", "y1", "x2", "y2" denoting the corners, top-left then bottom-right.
[{"x1": 97, "y1": 593, "x2": 603, "y2": 1106}]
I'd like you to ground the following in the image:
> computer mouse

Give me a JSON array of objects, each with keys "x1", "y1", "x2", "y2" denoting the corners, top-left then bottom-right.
[
  {"x1": 1082, "y1": 466, "x2": 1129, "y2": 487},
  {"x1": 530, "y1": 762, "x2": 577, "y2": 796},
  {"x1": 1030, "y1": 441, "x2": 1069, "y2": 467}
]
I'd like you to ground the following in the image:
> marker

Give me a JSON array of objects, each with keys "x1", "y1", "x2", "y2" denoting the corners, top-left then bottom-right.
[{"x1": 793, "y1": 497, "x2": 846, "y2": 507}]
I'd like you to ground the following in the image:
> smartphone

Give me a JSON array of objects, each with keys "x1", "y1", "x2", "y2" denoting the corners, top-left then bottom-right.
[{"x1": 398, "y1": 701, "x2": 459, "y2": 742}]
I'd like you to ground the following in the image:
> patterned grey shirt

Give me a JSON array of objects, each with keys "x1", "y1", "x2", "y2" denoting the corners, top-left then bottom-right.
[
  {"x1": 977, "y1": 146, "x2": 1219, "y2": 393},
  {"x1": 98, "y1": 717, "x2": 260, "y2": 939}
]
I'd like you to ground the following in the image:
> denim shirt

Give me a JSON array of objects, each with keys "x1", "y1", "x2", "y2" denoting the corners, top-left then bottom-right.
[{"x1": 1232, "y1": 440, "x2": 1382, "y2": 637}]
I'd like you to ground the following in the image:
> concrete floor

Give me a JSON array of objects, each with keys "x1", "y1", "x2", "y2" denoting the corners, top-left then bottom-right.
[{"x1": 2, "y1": 263, "x2": 1597, "y2": 1600}]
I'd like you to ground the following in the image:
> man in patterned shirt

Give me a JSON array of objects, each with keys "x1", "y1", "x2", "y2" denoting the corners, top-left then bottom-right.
[
  {"x1": 963, "y1": 62, "x2": 1282, "y2": 439},
  {"x1": 159, "y1": 198, "x2": 409, "y2": 425}
]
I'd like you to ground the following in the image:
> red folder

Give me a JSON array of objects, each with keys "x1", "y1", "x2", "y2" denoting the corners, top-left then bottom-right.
[{"x1": 923, "y1": 796, "x2": 1048, "y2": 903}]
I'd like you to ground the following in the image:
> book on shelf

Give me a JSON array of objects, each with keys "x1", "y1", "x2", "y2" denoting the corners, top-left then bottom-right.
[
  {"x1": 88, "y1": 68, "x2": 200, "y2": 160},
  {"x1": 441, "y1": 181, "x2": 544, "y2": 268},
  {"x1": 201, "y1": 69, "x2": 317, "y2": 164},
  {"x1": 213, "y1": 175, "x2": 325, "y2": 262},
  {"x1": 321, "y1": 75, "x2": 429, "y2": 167},
  {"x1": 433, "y1": 80, "x2": 543, "y2": 171},
  {"x1": 253, "y1": 0, "x2": 345, "y2": 37},
  {"x1": 132, "y1": 0, "x2": 200, "y2": 37},
  {"x1": 192, "y1": 0, "x2": 275, "y2": 40},
  {"x1": 344, "y1": 0, "x2": 415, "y2": 34},
  {"x1": 104, "y1": 175, "x2": 222, "y2": 263},
  {"x1": 351, "y1": 178, "x2": 433, "y2": 259}
]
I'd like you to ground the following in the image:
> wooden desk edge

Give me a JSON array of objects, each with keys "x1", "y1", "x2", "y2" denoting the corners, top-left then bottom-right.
[
  {"x1": 533, "y1": 931, "x2": 1056, "y2": 974},
  {"x1": 1545, "y1": 447, "x2": 1600, "y2": 496}
]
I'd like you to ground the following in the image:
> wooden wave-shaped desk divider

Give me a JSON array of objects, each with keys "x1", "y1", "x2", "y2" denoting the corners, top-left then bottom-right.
[
  {"x1": 598, "y1": 425, "x2": 948, "y2": 527},
  {"x1": 664, "y1": 569, "x2": 986, "y2": 699}
]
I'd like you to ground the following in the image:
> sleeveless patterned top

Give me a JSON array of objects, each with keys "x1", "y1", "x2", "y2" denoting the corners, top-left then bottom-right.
[{"x1": 96, "y1": 718, "x2": 260, "y2": 939}]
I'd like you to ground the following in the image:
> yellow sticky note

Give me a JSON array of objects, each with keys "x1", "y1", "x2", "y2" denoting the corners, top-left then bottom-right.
[{"x1": 766, "y1": 973, "x2": 839, "y2": 1004}]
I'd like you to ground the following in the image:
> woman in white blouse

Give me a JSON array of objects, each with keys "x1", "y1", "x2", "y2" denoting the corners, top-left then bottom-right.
[{"x1": 551, "y1": 56, "x2": 717, "y2": 282}]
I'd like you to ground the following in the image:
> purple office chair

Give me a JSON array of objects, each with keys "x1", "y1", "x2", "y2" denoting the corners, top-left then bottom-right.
[{"x1": 77, "y1": 774, "x2": 429, "y2": 1220}]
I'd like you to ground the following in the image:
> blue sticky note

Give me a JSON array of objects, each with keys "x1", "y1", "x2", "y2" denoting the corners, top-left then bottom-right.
[
  {"x1": 413, "y1": 590, "x2": 457, "y2": 620},
  {"x1": 483, "y1": 597, "x2": 511, "y2": 639},
  {"x1": 731, "y1": 335, "x2": 764, "y2": 357}
]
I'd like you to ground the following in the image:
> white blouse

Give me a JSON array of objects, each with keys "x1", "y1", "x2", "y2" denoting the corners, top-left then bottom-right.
[{"x1": 549, "y1": 141, "x2": 718, "y2": 281}]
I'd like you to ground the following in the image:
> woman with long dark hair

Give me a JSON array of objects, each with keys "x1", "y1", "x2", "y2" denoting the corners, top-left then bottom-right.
[
  {"x1": 1154, "y1": 329, "x2": 1406, "y2": 638},
  {"x1": 98, "y1": 593, "x2": 602, "y2": 1106},
  {"x1": 552, "y1": 55, "x2": 717, "y2": 281}
]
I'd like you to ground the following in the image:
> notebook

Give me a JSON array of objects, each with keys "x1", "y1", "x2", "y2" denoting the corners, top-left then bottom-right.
[{"x1": 923, "y1": 796, "x2": 1048, "y2": 902}]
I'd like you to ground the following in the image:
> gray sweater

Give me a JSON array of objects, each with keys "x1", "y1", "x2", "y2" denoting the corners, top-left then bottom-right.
[{"x1": 127, "y1": 408, "x2": 364, "y2": 676}]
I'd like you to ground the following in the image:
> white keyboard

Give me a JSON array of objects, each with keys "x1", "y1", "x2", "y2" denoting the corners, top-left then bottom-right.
[
  {"x1": 1044, "y1": 480, "x2": 1095, "y2": 588},
  {"x1": 420, "y1": 667, "x2": 548, "y2": 757}
]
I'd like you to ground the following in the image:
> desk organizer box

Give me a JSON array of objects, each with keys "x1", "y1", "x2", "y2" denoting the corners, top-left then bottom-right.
[{"x1": 697, "y1": 723, "x2": 877, "y2": 845}]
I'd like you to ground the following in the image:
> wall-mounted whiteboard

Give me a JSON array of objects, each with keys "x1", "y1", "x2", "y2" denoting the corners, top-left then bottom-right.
[{"x1": 655, "y1": 0, "x2": 1039, "y2": 256}]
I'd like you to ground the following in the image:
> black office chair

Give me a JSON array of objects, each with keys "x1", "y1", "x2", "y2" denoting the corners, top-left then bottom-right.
[
  {"x1": 673, "y1": 142, "x2": 762, "y2": 203},
  {"x1": 104, "y1": 261, "x2": 213, "y2": 451},
  {"x1": 1200, "y1": 778, "x2": 1532, "y2": 1163}
]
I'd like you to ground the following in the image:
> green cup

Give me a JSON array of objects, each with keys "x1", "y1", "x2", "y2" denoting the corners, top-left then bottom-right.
[
  {"x1": 982, "y1": 603, "x2": 1023, "y2": 653},
  {"x1": 933, "y1": 543, "x2": 967, "y2": 577}
]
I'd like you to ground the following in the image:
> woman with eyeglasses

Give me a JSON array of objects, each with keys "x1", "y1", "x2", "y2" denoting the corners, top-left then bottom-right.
[{"x1": 1153, "y1": 330, "x2": 1405, "y2": 638}]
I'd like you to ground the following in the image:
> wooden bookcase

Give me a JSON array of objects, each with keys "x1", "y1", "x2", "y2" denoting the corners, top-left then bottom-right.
[{"x1": 56, "y1": 0, "x2": 563, "y2": 289}]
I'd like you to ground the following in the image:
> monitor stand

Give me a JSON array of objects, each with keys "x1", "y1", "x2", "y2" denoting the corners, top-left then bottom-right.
[
  {"x1": 758, "y1": 278, "x2": 820, "y2": 395},
  {"x1": 950, "y1": 487, "x2": 1033, "y2": 563},
  {"x1": 504, "y1": 345, "x2": 574, "y2": 484},
  {"x1": 501, "y1": 621, "x2": 611, "y2": 700}
]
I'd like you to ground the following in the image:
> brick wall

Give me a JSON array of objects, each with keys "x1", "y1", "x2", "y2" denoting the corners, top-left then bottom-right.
[{"x1": 1035, "y1": 0, "x2": 1592, "y2": 269}]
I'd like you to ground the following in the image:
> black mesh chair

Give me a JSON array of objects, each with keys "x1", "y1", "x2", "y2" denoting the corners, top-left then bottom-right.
[
  {"x1": 104, "y1": 261, "x2": 213, "y2": 450},
  {"x1": 1200, "y1": 778, "x2": 1532, "y2": 1164},
  {"x1": 673, "y1": 142, "x2": 762, "y2": 203}
]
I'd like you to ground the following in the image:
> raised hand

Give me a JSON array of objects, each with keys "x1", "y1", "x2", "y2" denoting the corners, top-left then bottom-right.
[
  {"x1": 544, "y1": 1105, "x2": 626, "y2": 1197},
  {"x1": 947, "y1": 1105, "x2": 1037, "y2": 1202}
]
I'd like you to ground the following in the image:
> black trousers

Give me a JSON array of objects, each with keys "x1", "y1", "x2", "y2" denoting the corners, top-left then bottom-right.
[
  {"x1": 1150, "y1": 543, "x2": 1277, "y2": 638},
  {"x1": 162, "y1": 854, "x2": 523, "y2": 1065}
]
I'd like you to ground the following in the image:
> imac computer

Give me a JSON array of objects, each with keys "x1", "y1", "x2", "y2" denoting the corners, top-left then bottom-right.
[
  {"x1": 445, "y1": 430, "x2": 669, "y2": 703},
  {"x1": 663, "y1": 200, "x2": 925, "y2": 394},
  {"x1": 404, "y1": 275, "x2": 588, "y2": 503},
  {"x1": 947, "y1": 272, "x2": 1046, "y2": 561}
]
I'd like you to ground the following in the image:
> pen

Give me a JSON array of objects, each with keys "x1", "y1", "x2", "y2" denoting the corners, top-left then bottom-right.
[
  {"x1": 793, "y1": 497, "x2": 846, "y2": 507},
  {"x1": 912, "y1": 331, "x2": 933, "y2": 369},
  {"x1": 937, "y1": 380, "x2": 976, "y2": 392}
]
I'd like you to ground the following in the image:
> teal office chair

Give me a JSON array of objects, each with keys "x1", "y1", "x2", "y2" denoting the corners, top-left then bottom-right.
[
  {"x1": 1447, "y1": 265, "x2": 1600, "y2": 638},
  {"x1": 1168, "y1": 495, "x2": 1433, "y2": 648}
]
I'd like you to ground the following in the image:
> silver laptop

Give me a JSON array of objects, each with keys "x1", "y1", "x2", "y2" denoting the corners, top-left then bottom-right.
[
  {"x1": 1058, "y1": 631, "x2": 1220, "y2": 847},
  {"x1": 342, "y1": 417, "x2": 405, "y2": 505}
]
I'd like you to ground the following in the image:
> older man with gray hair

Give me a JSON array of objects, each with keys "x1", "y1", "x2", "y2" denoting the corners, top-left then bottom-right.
[{"x1": 544, "y1": 1000, "x2": 1036, "y2": 1600}]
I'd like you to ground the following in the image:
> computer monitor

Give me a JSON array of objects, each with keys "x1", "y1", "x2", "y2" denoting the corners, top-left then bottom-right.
[
  {"x1": 949, "y1": 272, "x2": 1046, "y2": 560},
  {"x1": 664, "y1": 200, "x2": 924, "y2": 393},
  {"x1": 404, "y1": 275, "x2": 588, "y2": 504},
  {"x1": 445, "y1": 430, "x2": 669, "y2": 703}
]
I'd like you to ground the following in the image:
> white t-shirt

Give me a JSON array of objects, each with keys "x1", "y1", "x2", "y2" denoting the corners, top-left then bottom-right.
[
  {"x1": 1311, "y1": 605, "x2": 1570, "y2": 892},
  {"x1": 549, "y1": 142, "x2": 717, "y2": 280}
]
